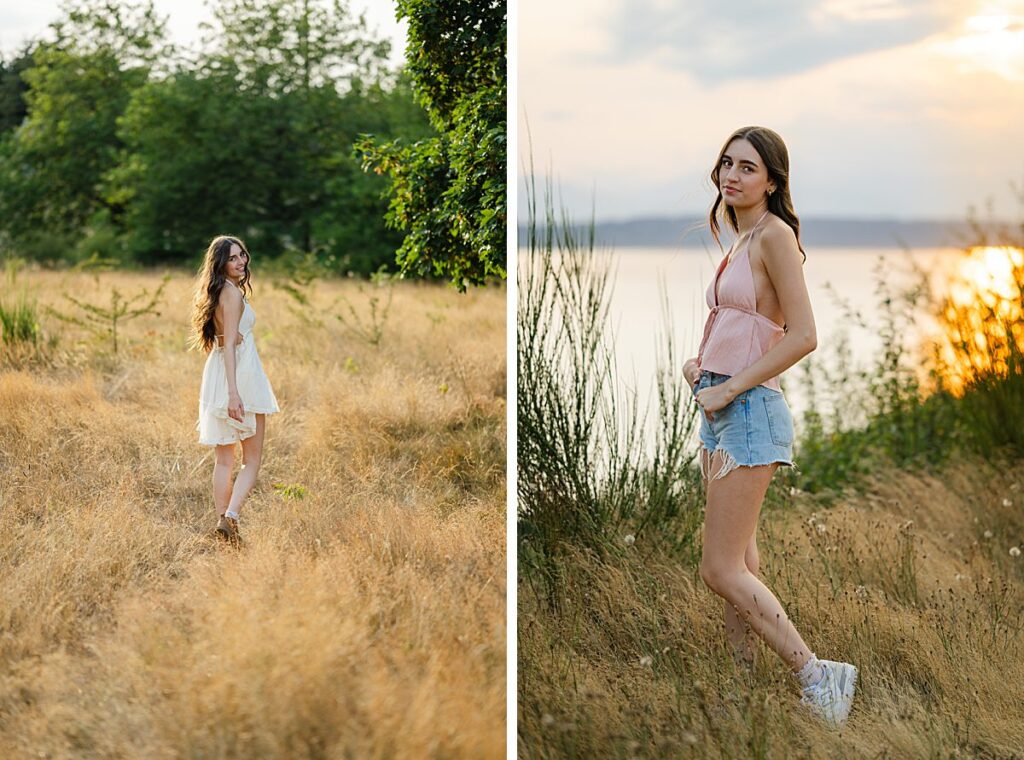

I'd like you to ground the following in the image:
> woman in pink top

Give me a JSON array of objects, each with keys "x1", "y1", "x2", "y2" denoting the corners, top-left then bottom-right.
[{"x1": 681, "y1": 126, "x2": 858, "y2": 727}]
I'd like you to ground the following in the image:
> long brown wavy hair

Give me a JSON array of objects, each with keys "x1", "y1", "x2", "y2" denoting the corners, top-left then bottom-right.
[
  {"x1": 189, "y1": 235, "x2": 253, "y2": 353},
  {"x1": 708, "y1": 126, "x2": 806, "y2": 263}
]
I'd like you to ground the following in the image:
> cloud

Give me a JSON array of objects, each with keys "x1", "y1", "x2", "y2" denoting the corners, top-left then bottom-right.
[{"x1": 598, "y1": 0, "x2": 963, "y2": 83}]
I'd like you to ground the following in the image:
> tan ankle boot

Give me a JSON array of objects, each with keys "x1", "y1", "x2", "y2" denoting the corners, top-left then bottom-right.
[{"x1": 215, "y1": 514, "x2": 241, "y2": 544}]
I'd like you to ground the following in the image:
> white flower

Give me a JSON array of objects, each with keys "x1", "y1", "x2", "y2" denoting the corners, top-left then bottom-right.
[
  {"x1": 816, "y1": 523, "x2": 827, "y2": 534},
  {"x1": 954, "y1": 573, "x2": 964, "y2": 581},
  {"x1": 624, "y1": 534, "x2": 636, "y2": 546},
  {"x1": 855, "y1": 585, "x2": 867, "y2": 598},
  {"x1": 1011, "y1": 547, "x2": 1021, "y2": 558},
  {"x1": 1002, "y1": 498, "x2": 1013, "y2": 507},
  {"x1": 984, "y1": 530, "x2": 993, "y2": 539},
  {"x1": 639, "y1": 655, "x2": 653, "y2": 667}
]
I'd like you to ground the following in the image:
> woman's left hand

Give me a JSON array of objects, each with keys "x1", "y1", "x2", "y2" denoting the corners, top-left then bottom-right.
[{"x1": 694, "y1": 383, "x2": 737, "y2": 419}]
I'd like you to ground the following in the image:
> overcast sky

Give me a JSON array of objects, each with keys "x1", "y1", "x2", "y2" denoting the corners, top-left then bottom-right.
[
  {"x1": 520, "y1": 0, "x2": 1024, "y2": 221},
  {"x1": 0, "y1": 0, "x2": 407, "y2": 66}
]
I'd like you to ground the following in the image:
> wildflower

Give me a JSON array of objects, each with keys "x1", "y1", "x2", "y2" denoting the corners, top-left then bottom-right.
[
  {"x1": 984, "y1": 530, "x2": 993, "y2": 539},
  {"x1": 816, "y1": 523, "x2": 826, "y2": 534},
  {"x1": 1002, "y1": 498, "x2": 1013, "y2": 507},
  {"x1": 662, "y1": 646, "x2": 671, "y2": 654},
  {"x1": 855, "y1": 585, "x2": 867, "y2": 598},
  {"x1": 954, "y1": 573, "x2": 964, "y2": 581},
  {"x1": 1011, "y1": 547, "x2": 1021, "y2": 558},
  {"x1": 541, "y1": 713, "x2": 555, "y2": 727},
  {"x1": 639, "y1": 655, "x2": 653, "y2": 667},
  {"x1": 624, "y1": 534, "x2": 636, "y2": 546}
]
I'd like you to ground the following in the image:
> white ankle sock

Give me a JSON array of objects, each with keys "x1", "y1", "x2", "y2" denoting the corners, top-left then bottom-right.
[
  {"x1": 794, "y1": 654, "x2": 825, "y2": 688},
  {"x1": 225, "y1": 510, "x2": 239, "y2": 520}
]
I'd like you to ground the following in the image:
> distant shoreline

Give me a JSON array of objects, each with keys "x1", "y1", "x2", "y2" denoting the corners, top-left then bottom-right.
[{"x1": 518, "y1": 216, "x2": 1012, "y2": 249}]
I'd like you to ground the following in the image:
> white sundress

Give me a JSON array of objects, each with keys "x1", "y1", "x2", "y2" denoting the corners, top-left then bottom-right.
[{"x1": 196, "y1": 289, "x2": 279, "y2": 446}]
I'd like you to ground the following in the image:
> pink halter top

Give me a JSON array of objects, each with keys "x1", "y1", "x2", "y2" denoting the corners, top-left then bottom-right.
[{"x1": 696, "y1": 210, "x2": 786, "y2": 391}]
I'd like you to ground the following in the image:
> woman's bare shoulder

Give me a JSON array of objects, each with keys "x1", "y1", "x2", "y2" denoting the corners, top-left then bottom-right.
[
  {"x1": 217, "y1": 282, "x2": 244, "y2": 307},
  {"x1": 759, "y1": 218, "x2": 801, "y2": 261}
]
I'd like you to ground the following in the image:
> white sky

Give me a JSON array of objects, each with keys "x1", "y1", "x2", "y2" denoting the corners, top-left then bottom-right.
[
  {"x1": 520, "y1": 0, "x2": 1024, "y2": 221},
  {"x1": 0, "y1": 0, "x2": 407, "y2": 66}
]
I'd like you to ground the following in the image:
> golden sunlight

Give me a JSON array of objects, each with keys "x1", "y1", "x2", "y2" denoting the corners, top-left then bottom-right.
[
  {"x1": 939, "y1": 6, "x2": 1024, "y2": 80},
  {"x1": 951, "y1": 245, "x2": 1024, "y2": 305},
  {"x1": 936, "y1": 245, "x2": 1024, "y2": 395}
]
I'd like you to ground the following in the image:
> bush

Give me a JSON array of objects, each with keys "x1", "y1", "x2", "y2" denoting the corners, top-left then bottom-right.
[{"x1": 517, "y1": 171, "x2": 702, "y2": 606}]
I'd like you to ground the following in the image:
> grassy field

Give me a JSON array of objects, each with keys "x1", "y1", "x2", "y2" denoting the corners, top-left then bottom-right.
[
  {"x1": 517, "y1": 194, "x2": 1024, "y2": 757},
  {"x1": 519, "y1": 454, "x2": 1024, "y2": 758},
  {"x1": 0, "y1": 268, "x2": 506, "y2": 758}
]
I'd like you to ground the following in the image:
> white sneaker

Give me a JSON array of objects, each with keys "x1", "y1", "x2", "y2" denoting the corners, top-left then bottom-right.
[{"x1": 799, "y1": 659, "x2": 857, "y2": 727}]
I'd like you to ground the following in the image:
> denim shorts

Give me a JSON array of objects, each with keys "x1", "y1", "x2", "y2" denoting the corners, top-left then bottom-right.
[{"x1": 692, "y1": 370, "x2": 795, "y2": 481}]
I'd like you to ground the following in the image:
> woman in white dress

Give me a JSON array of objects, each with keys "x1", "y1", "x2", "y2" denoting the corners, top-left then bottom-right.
[{"x1": 190, "y1": 235, "x2": 279, "y2": 543}]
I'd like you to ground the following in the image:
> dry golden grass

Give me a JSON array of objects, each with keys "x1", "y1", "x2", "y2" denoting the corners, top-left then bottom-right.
[
  {"x1": 519, "y1": 457, "x2": 1024, "y2": 758},
  {"x1": 0, "y1": 268, "x2": 505, "y2": 758}
]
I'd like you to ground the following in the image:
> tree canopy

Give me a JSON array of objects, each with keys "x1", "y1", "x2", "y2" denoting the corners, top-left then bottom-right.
[
  {"x1": 0, "y1": 0, "x2": 435, "y2": 275},
  {"x1": 357, "y1": 0, "x2": 506, "y2": 290}
]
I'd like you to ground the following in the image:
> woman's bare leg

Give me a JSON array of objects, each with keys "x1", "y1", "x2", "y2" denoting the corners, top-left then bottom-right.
[
  {"x1": 725, "y1": 533, "x2": 762, "y2": 666},
  {"x1": 227, "y1": 414, "x2": 265, "y2": 515},
  {"x1": 700, "y1": 450, "x2": 814, "y2": 673},
  {"x1": 213, "y1": 444, "x2": 235, "y2": 516}
]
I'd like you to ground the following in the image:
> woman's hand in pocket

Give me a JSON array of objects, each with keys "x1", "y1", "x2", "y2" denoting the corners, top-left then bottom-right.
[{"x1": 694, "y1": 383, "x2": 736, "y2": 419}]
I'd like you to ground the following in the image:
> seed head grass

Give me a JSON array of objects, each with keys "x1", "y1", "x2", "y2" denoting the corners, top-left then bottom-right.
[{"x1": 519, "y1": 456, "x2": 1024, "y2": 758}]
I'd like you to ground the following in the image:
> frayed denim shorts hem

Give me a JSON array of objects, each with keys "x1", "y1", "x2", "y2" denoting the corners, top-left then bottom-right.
[{"x1": 692, "y1": 370, "x2": 796, "y2": 481}]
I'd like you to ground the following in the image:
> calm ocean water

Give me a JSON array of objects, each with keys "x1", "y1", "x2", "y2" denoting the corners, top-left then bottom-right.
[{"x1": 603, "y1": 246, "x2": 966, "y2": 428}]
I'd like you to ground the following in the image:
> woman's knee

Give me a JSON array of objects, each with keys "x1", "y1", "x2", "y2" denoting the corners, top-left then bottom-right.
[
  {"x1": 214, "y1": 446, "x2": 235, "y2": 467},
  {"x1": 240, "y1": 454, "x2": 262, "y2": 473},
  {"x1": 700, "y1": 560, "x2": 744, "y2": 597},
  {"x1": 239, "y1": 446, "x2": 262, "y2": 471}
]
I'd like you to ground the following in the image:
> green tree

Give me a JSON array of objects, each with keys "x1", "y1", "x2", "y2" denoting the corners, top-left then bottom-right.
[
  {"x1": 202, "y1": 0, "x2": 390, "y2": 254},
  {"x1": 0, "y1": 46, "x2": 35, "y2": 134},
  {"x1": 105, "y1": 64, "x2": 286, "y2": 261},
  {"x1": 200, "y1": 0, "x2": 389, "y2": 95},
  {"x1": 109, "y1": 0, "x2": 422, "y2": 270},
  {"x1": 357, "y1": 0, "x2": 506, "y2": 291},
  {"x1": 316, "y1": 72, "x2": 435, "y2": 273},
  {"x1": 0, "y1": 0, "x2": 167, "y2": 255}
]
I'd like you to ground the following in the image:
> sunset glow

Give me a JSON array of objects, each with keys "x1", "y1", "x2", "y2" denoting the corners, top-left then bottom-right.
[
  {"x1": 940, "y1": 9, "x2": 1024, "y2": 80},
  {"x1": 937, "y1": 245, "x2": 1024, "y2": 395},
  {"x1": 951, "y1": 245, "x2": 1024, "y2": 305}
]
